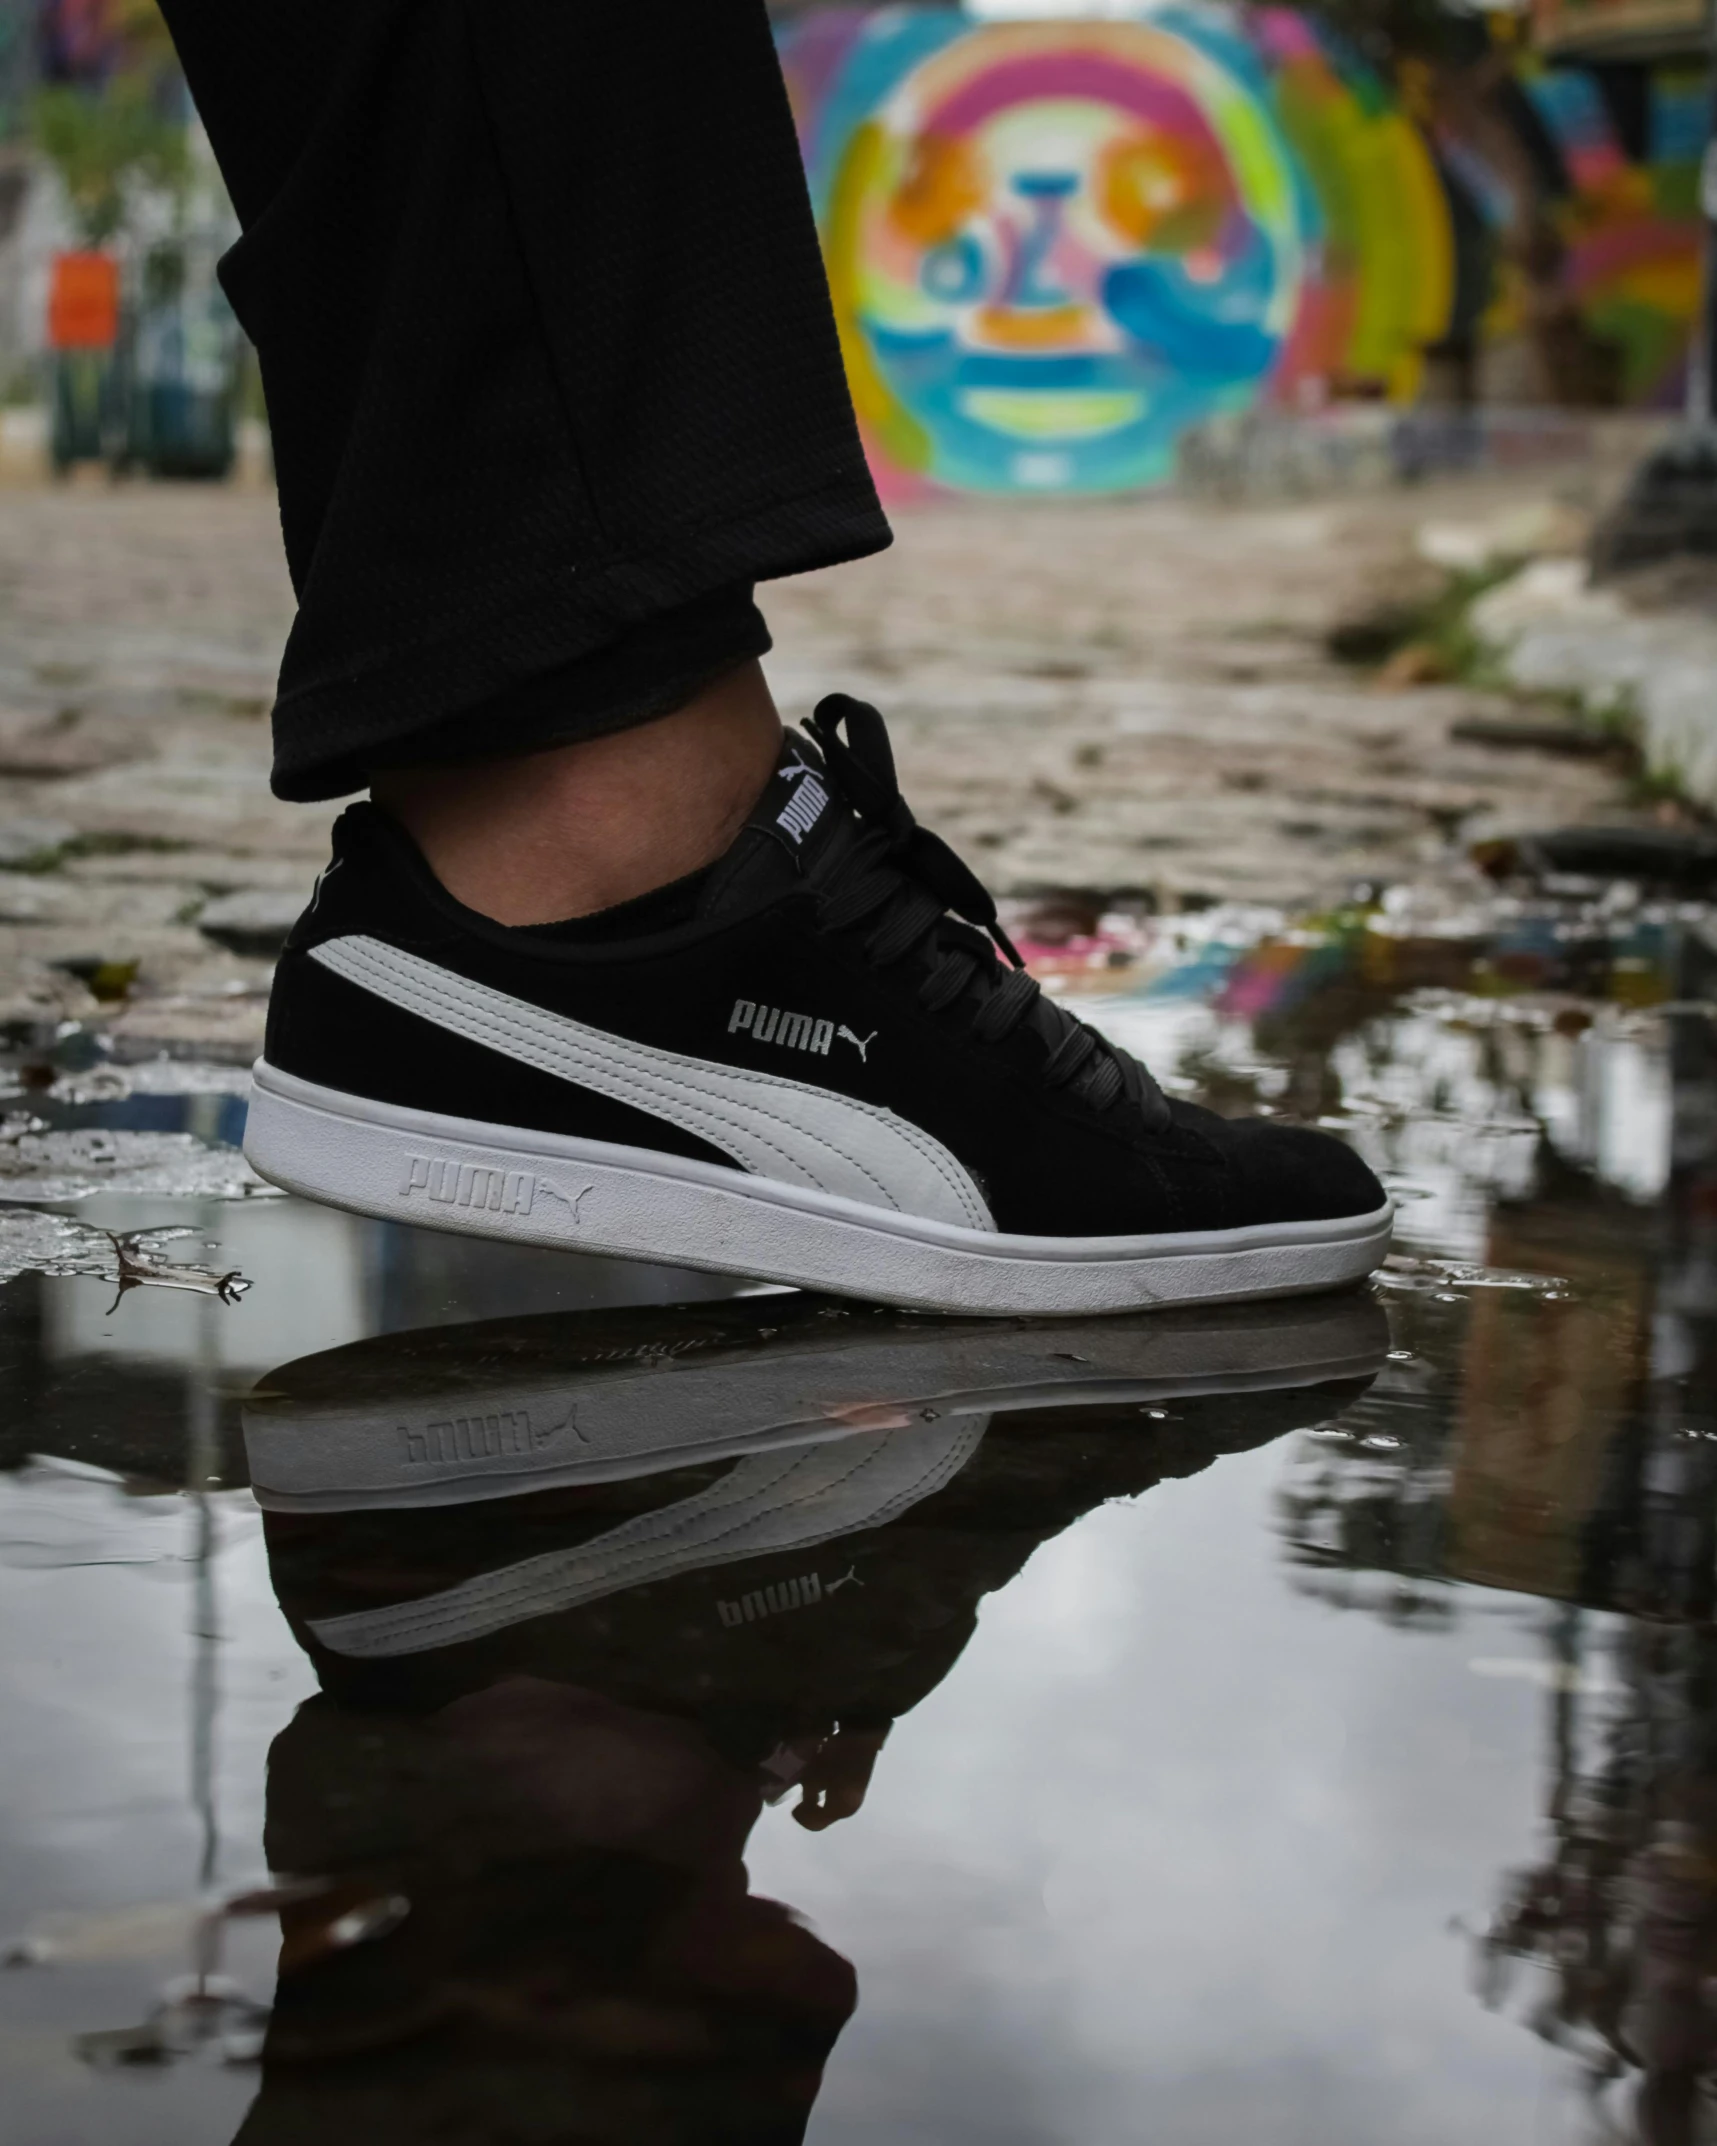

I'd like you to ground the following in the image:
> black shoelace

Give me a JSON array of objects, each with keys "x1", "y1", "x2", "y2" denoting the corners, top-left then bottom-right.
[{"x1": 804, "y1": 696, "x2": 1170, "y2": 1130}]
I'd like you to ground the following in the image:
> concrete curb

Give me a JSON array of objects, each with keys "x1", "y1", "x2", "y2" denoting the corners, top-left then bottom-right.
[{"x1": 1471, "y1": 560, "x2": 1717, "y2": 811}]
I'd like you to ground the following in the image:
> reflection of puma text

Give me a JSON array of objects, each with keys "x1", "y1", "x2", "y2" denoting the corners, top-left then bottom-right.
[
  {"x1": 716, "y1": 1564, "x2": 864, "y2": 1627},
  {"x1": 403, "y1": 1402, "x2": 577, "y2": 1465},
  {"x1": 717, "y1": 1572, "x2": 826, "y2": 1627},
  {"x1": 836, "y1": 1025, "x2": 876, "y2": 1063}
]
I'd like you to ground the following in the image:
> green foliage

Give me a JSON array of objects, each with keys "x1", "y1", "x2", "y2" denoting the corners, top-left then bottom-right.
[
  {"x1": 1416, "y1": 562, "x2": 1521, "y2": 686},
  {"x1": 33, "y1": 76, "x2": 187, "y2": 244},
  {"x1": 31, "y1": 1, "x2": 188, "y2": 247},
  {"x1": 1328, "y1": 561, "x2": 1521, "y2": 683}
]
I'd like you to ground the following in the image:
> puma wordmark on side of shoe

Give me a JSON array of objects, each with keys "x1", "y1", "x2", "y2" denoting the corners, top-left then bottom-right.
[{"x1": 244, "y1": 697, "x2": 1392, "y2": 1315}]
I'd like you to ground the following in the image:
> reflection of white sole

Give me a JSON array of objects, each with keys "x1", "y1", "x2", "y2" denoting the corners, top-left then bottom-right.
[
  {"x1": 243, "y1": 1060, "x2": 1394, "y2": 1318},
  {"x1": 244, "y1": 1290, "x2": 1391, "y2": 1514}
]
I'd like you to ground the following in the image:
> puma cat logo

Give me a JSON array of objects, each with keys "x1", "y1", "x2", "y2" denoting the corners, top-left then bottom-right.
[{"x1": 837, "y1": 1026, "x2": 876, "y2": 1062}]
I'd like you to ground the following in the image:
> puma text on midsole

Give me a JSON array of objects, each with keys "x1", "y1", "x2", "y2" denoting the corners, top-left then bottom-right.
[{"x1": 243, "y1": 1062, "x2": 1394, "y2": 1316}]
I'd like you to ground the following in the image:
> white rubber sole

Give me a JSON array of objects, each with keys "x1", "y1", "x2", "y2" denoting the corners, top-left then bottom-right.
[{"x1": 242, "y1": 1061, "x2": 1394, "y2": 1317}]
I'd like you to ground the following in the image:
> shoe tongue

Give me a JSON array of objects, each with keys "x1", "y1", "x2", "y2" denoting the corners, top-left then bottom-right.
[{"x1": 697, "y1": 729, "x2": 844, "y2": 916}]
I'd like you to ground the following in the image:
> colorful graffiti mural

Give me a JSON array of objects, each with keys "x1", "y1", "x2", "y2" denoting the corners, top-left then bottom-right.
[
  {"x1": 1433, "y1": 55, "x2": 1707, "y2": 407},
  {"x1": 1520, "y1": 63, "x2": 1705, "y2": 403},
  {"x1": 38, "y1": 0, "x2": 121, "y2": 84},
  {"x1": 783, "y1": 8, "x2": 1450, "y2": 493},
  {"x1": 780, "y1": 5, "x2": 1707, "y2": 495}
]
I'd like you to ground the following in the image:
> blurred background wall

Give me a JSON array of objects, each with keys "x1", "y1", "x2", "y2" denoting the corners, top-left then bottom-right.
[
  {"x1": 776, "y1": 3, "x2": 1709, "y2": 497},
  {"x1": 0, "y1": 0, "x2": 1706, "y2": 492}
]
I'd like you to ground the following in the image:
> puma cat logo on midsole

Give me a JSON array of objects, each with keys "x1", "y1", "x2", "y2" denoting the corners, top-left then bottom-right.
[{"x1": 402, "y1": 1155, "x2": 587, "y2": 1219}]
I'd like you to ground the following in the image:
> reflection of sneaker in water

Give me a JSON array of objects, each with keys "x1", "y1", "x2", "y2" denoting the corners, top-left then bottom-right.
[
  {"x1": 246, "y1": 1290, "x2": 1388, "y2": 1673},
  {"x1": 244, "y1": 1288, "x2": 1390, "y2": 1520},
  {"x1": 249, "y1": 1295, "x2": 1385, "y2": 2128},
  {"x1": 244, "y1": 697, "x2": 1391, "y2": 1314}
]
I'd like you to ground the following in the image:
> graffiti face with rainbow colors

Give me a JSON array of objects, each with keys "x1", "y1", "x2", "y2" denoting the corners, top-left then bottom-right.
[
  {"x1": 787, "y1": 7, "x2": 1700, "y2": 497},
  {"x1": 808, "y1": 17, "x2": 1309, "y2": 492}
]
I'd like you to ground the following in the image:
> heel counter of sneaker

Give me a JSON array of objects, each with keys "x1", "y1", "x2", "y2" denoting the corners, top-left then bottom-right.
[
  {"x1": 281, "y1": 807, "x2": 410, "y2": 956},
  {"x1": 266, "y1": 807, "x2": 443, "y2": 1077},
  {"x1": 263, "y1": 941, "x2": 345, "y2": 1078}
]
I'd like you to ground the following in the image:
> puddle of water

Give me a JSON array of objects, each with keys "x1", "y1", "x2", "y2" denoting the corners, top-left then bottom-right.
[{"x1": 0, "y1": 892, "x2": 1714, "y2": 2144}]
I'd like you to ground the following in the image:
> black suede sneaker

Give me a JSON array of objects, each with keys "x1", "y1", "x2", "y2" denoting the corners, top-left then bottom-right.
[{"x1": 244, "y1": 695, "x2": 1391, "y2": 1314}]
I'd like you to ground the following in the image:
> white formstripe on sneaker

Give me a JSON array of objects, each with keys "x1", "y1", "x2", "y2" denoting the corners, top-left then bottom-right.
[
  {"x1": 307, "y1": 1415, "x2": 989, "y2": 1658},
  {"x1": 310, "y1": 934, "x2": 991, "y2": 1231}
]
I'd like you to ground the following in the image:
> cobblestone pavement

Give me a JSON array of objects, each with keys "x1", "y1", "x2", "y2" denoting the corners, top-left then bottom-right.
[{"x1": 0, "y1": 475, "x2": 1640, "y2": 1056}]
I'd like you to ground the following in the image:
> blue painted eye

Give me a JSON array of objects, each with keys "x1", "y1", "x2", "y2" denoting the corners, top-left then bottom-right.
[{"x1": 921, "y1": 233, "x2": 987, "y2": 303}]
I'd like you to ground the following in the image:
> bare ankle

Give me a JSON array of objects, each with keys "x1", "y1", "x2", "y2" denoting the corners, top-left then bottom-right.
[{"x1": 371, "y1": 661, "x2": 783, "y2": 926}]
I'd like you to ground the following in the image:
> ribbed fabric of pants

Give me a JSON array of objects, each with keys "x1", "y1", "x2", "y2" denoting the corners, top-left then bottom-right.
[{"x1": 158, "y1": 0, "x2": 892, "y2": 800}]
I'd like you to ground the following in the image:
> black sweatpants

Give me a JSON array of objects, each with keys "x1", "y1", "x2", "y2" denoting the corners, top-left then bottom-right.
[{"x1": 158, "y1": 0, "x2": 891, "y2": 801}]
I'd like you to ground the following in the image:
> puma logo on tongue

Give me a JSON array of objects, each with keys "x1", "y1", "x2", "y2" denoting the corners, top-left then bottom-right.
[{"x1": 776, "y1": 757, "x2": 829, "y2": 846}]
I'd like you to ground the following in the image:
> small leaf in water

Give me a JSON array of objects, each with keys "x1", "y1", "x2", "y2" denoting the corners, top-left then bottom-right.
[{"x1": 99, "y1": 1229, "x2": 251, "y2": 1314}]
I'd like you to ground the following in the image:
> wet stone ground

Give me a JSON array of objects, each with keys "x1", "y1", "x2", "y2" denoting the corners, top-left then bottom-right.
[
  {"x1": 0, "y1": 475, "x2": 1663, "y2": 1057},
  {"x1": 1, "y1": 877, "x2": 1715, "y2": 2145}
]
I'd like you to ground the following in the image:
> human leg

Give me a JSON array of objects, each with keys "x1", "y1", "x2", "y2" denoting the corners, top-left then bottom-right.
[
  {"x1": 157, "y1": 0, "x2": 888, "y2": 801},
  {"x1": 371, "y1": 661, "x2": 783, "y2": 926}
]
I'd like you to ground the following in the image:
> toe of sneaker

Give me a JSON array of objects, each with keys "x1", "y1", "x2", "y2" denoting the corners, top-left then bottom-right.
[{"x1": 1217, "y1": 1117, "x2": 1388, "y2": 1229}]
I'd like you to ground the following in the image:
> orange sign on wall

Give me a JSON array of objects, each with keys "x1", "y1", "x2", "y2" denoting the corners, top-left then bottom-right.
[{"x1": 46, "y1": 251, "x2": 120, "y2": 351}]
